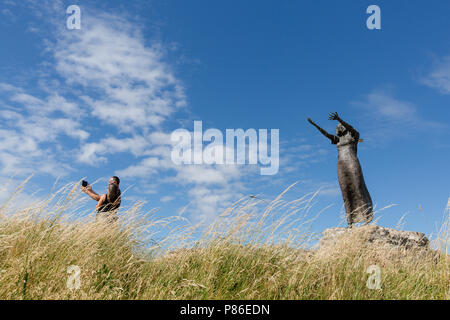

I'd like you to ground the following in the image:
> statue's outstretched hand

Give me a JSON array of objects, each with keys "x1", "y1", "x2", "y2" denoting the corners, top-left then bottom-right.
[
  {"x1": 328, "y1": 112, "x2": 339, "y2": 120},
  {"x1": 307, "y1": 117, "x2": 315, "y2": 125}
]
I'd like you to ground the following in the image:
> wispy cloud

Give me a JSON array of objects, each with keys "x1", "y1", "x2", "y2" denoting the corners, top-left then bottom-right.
[
  {"x1": 0, "y1": 83, "x2": 84, "y2": 177},
  {"x1": 353, "y1": 90, "x2": 417, "y2": 122},
  {"x1": 347, "y1": 88, "x2": 447, "y2": 149},
  {"x1": 77, "y1": 136, "x2": 149, "y2": 165},
  {"x1": 160, "y1": 195, "x2": 174, "y2": 203},
  {"x1": 421, "y1": 55, "x2": 450, "y2": 94},
  {"x1": 53, "y1": 11, "x2": 186, "y2": 132},
  {"x1": 352, "y1": 89, "x2": 444, "y2": 132}
]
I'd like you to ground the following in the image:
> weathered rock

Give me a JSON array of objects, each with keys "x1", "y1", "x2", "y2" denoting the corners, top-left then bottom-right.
[{"x1": 319, "y1": 225, "x2": 430, "y2": 251}]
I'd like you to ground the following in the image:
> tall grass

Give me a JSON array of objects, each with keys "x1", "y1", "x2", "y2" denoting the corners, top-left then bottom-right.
[{"x1": 0, "y1": 181, "x2": 448, "y2": 300}]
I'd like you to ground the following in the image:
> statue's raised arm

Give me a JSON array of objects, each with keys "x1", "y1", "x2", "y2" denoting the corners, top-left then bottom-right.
[
  {"x1": 328, "y1": 112, "x2": 359, "y2": 137},
  {"x1": 307, "y1": 117, "x2": 339, "y2": 144}
]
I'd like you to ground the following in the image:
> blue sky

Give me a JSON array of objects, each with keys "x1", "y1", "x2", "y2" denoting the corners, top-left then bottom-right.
[{"x1": 0, "y1": 0, "x2": 449, "y2": 241}]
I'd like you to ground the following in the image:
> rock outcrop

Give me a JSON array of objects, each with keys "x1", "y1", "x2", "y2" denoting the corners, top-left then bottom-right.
[
  {"x1": 319, "y1": 225, "x2": 430, "y2": 251},
  {"x1": 314, "y1": 224, "x2": 443, "y2": 264}
]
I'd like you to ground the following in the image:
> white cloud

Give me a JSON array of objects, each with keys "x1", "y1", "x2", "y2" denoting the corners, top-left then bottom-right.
[
  {"x1": 354, "y1": 90, "x2": 417, "y2": 122},
  {"x1": 0, "y1": 127, "x2": 69, "y2": 177},
  {"x1": 352, "y1": 89, "x2": 444, "y2": 131},
  {"x1": 187, "y1": 186, "x2": 239, "y2": 223},
  {"x1": 117, "y1": 157, "x2": 166, "y2": 178},
  {"x1": 421, "y1": 55, "x2": 450, "y2": 94},
  {"x1": 52, "y1": 12, "x2": 186, "y2": 132},
  {"x1": 174, "y1": 165, "x2": 238, "y2": 185},
  {"x1": 160, "y1": 195, "x2": 174, "y2": 203},
  {"x1": 148, "y1": 131, "x2": 173, "y2": 145},
  {"x1": 0, "y1": 83, "x2": 86, "y2": 178},
  {"x1": 0, "y1": 129, "x2": 40, "y2": 155},
  {"x1": 346, "y1": 89, "x2": 446, "y2": 149},
  {"x1": 77, "y1": 136, "x2": 149, "y2": 165},
  {"x1": 0, "y1": 84, "x2": 88, "y2": 143}
]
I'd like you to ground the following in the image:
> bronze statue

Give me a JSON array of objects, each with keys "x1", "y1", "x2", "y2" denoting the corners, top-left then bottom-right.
[{"x1": 308, "y1": 112, "x2": 373, "y2": 227}]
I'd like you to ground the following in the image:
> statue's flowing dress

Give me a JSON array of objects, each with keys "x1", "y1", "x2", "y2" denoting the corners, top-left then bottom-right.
[{"x1": 333, "y1": 130, "x2": 373, "y2": 224}]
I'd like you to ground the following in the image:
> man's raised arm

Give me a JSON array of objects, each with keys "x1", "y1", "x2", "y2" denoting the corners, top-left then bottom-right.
[{"x1": 81, "y1": 185, "x2": 101, "y2": 201}]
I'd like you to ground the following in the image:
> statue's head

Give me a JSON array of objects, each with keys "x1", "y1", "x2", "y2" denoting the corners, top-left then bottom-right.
[{"x1": 336, "y1": 123, "x2": 347, "y2": 136}]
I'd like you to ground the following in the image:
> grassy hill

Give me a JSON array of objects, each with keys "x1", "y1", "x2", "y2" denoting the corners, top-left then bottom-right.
[{"x1": 0, "y1": 183, "x2": 448, "y2": 300}]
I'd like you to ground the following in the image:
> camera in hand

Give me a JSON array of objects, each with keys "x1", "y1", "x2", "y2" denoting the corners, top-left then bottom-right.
[{"x1": 82, "y1": 180, "x2": 89, "y2": 187}]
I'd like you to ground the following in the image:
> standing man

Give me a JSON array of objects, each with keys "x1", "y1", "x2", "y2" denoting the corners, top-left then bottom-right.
[{"x1": 81, "y1": 176, "x2": 122, "y2": 223}]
